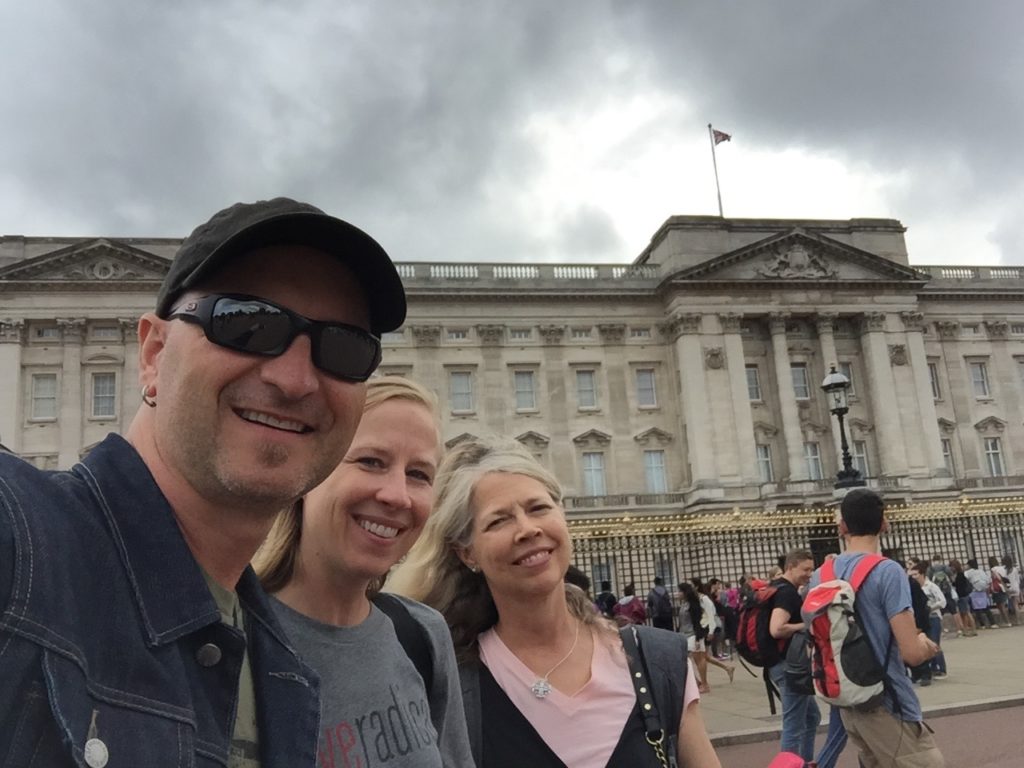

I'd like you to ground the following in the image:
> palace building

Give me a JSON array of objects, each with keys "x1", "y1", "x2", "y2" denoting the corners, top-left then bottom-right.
[{"x1": 3, "y1": 215, "x2": 1023, "y2": 518}]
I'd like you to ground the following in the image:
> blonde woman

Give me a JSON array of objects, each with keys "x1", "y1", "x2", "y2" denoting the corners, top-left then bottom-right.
[
  {"x1": 388, "y1": 437, "x2": 720, "y2": 768},
  {"x1": 253, "y1": 376, "x2": 473, "y2": 767}
]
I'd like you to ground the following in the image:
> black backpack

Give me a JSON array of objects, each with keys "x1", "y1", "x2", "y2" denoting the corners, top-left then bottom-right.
[{"x1": 650, "y1": 588, "x2": 674, "y2": 619}]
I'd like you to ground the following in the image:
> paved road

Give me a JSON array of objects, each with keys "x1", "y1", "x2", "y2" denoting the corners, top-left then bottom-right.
[
  {"x1": 714, "y1": 705, "x2": 1022, "y2": 767},
  {"x1": 703, "y1": 621, "x2": 1024, "y2": 739}
]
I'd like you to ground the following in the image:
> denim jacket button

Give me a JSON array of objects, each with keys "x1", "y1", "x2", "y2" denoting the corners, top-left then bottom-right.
[
  {"x1": 196, "y1": 643, "x2": 223, "y2": 667},
  {"x1": 84, "y1": 737, "x2": 109, "y2": 768}
]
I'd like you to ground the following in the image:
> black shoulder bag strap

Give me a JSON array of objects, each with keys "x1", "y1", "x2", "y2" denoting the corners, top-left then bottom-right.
[
  {"x1": 620, "y1": 626, "x2": 678, "y2": 768},
  {"x1": 372, "y1": 593, "x2": 435, "y2": 692}
]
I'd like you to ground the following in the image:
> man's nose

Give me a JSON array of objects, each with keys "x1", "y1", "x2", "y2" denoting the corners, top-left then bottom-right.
[{"x1": 258, "y1": 334, "x2": 320, "y2": 398}]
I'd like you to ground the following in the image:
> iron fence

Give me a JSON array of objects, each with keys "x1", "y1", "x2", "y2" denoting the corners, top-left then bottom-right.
[{"x1": 568, "y1": 496, "x2": 1024, "y2": 596}]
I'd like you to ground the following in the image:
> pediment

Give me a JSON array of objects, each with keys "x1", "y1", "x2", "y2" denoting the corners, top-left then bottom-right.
[
  {"x1": 848, "y1": 418, "x2": 874, "y2": 435},
  {"x1": 937, "y1": 418, "x2": 956, "y2": 435},
  {"x1": 572, "y1": 429, "x2": 612, "y2": 447},
  {"x1": 633, "y1": 427, "x2": 673, "y2": 446},
  {"x1": 0, "y1": 239, "x2": 170, "y2": 283},
  {"x1": 667, "y1": 230, "x2": 928, "y2": 284},
  {"x1": 444, "y1": 432, "x2": 478, "y2": 450},
  {"x1": 516, "y1": 431, "x2": 550, "y2": 449},
  {"x1": 753, "y1": 421, "x2": 778, "y2": 439},
  {"x1": 974, "y1": 416, "x2": 1007, "y2": 434}
]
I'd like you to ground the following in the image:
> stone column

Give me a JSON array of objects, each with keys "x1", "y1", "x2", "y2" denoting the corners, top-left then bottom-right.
[
  {"x1": 538, "y1": 325, "x2": 571, "y2": 482},
  {"x1": 936, "y1": 321, "x2": 980, "y2": 477},
  {"x1": 719, "y1": 313, "x2": 759, "y2": 484},
  {"x1": 474, "y1": 324, "x2": 506, "y2": 436},
  {"x1": 0, "y1": 319, "x2": 26, "y2": 452},
  {"x1": 769, "y1": 313, "x2": 807, "y2": 481},
  {"x1": 56, "y1": 318, "x2": 86, "y2": 468},
  {"x1": 815, "y1": 313, "x2": 845, "y2": 463},
  {"x1": 119, "y1": 316, "x2": 141, "y2": 428},
  {"x1": 667, "y1": 312, "x2": 719, "y2": 487},
  {"x1": 901, "y1": 311, "x2": 949, "y2": 478},
  {"x1": 858, "y1": 312, "x2": 909, "y2": 477}
]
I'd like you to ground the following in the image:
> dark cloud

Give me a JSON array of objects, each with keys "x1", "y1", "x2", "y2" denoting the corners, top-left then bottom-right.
[{"x1": 0, "y1": 1, "x2": 1019, "y2": 264}]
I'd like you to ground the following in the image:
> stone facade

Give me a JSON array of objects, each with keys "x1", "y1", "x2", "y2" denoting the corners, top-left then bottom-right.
[{"x1": 3, "y1": 215, "x2": 1024, "y2": 514}]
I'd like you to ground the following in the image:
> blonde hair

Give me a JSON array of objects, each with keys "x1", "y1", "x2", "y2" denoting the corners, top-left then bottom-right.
[
  {"x1": 253, "y1": 375, "x2": 439, "y2": 593},
  {"x1": 387, "y1": 435, "x2": 606, "y2": 662}
]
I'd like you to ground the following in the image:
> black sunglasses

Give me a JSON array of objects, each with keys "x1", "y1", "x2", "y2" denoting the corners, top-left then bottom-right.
[{"x1": 168, "y1": 293, "x2": 381, "y2": 382}]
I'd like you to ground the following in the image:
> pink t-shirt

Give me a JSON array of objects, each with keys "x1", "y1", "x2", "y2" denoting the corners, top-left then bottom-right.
[{"x1": 478, "y1": 627, "x2": 699, "y2": 768}]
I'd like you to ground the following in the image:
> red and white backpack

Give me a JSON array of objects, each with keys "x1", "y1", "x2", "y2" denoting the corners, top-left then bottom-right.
[{"x1": 801, "y1": 554, "x2": 889, "y2": 709}]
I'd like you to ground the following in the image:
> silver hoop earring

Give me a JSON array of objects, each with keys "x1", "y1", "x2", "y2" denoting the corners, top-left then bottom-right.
[{"x1": 141, "y1": 385, "x2": 156, "y2": 408}]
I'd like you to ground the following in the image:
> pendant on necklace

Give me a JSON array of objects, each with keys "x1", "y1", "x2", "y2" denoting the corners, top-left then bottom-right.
[{"x1": 531, "y1": 678, "x2": 552, "y2": 698}]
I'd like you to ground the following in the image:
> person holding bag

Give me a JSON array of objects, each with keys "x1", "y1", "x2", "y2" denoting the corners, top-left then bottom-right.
[{"x1": 389, "y1": 436, "x2": 721, "y2": 768}]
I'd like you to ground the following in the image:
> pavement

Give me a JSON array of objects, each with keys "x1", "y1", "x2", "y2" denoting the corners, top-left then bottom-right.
[{"x1": 700, "y1": 618, "x2": 1024, "y2": 746}]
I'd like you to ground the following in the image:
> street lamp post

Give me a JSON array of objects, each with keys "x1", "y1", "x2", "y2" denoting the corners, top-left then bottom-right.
[{"x1": 821, "y1": 365, "x2": 867, "y2": 489}]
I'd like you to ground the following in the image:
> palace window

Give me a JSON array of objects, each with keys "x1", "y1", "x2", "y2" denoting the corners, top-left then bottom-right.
[
  {"x1": 756, "y1": 444, "x2": 774, "y2": 483},
  {"x1": 969, "y1": 361, "x2": 990, "y2": 398},
  {"x1": 984, "y1": 437, "x2": 1006, "y2": 477},
  {"x1": 791, "y1": 363, "x2": 810, "y2": 400},
  {"x1": 513, "y1": 370, "x2": 537, "y2": 411},
  {"x1": 804, "y1": 442, "x2": 823, "y2": 480},
  {"x1": 852, "y1": 440, "x2": 870, "y2": 477},
  {"x1": 31, "y1": 374, "x2": 58, "y2": 420},
  {"x1": 635, "y1": 368, "x2": 658, "y2": 407},
  {"x1": 582, "y1": 452, "x2": 607, "y2": 496},
  {"x1": 746, "y1": 365, "x2": 762, "y2": 401},
  {"x1": 643, "y1": 450, "x2": 668, "y2": 493},
  {"x1": 838, "y1": 362, "x2": 856, "y2": 397},
  {"x1": 576, "y1": 369, "x2": 598, "y2": 409},
  {"x1": 91, "y1": 372, "x2": 117, "y2": 418},
  {"x1": 448, "y1": 371, "x2": 475, "y2": 413},
  {"x1": 941, "y1": 438, "x2": 956, "y2": 476},
  {"x1": 928, "y1": 362, "x2": 941, "y2": 400}
]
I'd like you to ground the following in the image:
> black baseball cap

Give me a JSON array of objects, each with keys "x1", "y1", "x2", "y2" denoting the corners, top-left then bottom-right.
[{"x1": 156, "y1": 198, "x2": 406, "y2": 334}]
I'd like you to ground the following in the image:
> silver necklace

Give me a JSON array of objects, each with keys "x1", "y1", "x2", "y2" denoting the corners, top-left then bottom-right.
[{"x1": 530, "y1": 622, "x2": 582, "y2": 699}]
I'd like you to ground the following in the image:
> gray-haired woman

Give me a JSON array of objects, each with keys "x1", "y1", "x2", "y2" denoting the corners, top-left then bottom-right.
[{"x1": 388, "y1": 437, "x2": 720, "y2": 768}]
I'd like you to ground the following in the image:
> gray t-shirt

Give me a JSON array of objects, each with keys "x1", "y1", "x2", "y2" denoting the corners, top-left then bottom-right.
[
  {"x1": 807, "y1": 554, "x2": 922, "y2": 721},
  {"x1": 272, "y1": 595, "x2": 473, "y2": 768}
]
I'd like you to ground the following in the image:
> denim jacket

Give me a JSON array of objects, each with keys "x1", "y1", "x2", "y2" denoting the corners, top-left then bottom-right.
[{"x1": 0, "y1": 434, "x2": 321, "y2": 767}]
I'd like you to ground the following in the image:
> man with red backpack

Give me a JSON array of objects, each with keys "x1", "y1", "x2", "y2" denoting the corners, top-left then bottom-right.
[
  {"x1": 805, "y1": 489, "x2": 944, "y2": 767},
  {"x1": 768, "y1": 549, "x2": 821, "y2": 763}
]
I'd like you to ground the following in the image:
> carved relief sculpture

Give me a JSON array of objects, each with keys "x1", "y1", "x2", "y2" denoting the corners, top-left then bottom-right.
[
  {"x1": 718, "y1": 313, "x2": 742, "y2": 334},
  {"x1": 888, "y1": 344, "x2": 908, "y2": 366},
  {"x1": 537, "y1": 325, "x2": 565, "y2": 344},
  {"x1": 984, "y1": 320, "x2": 1009, "y2": 339},
  {"x1": 755, "y1": 242, "x2": 838, "y2": 280},
  {"x1": 703, "y1": 347, "x2": 725, "y2": 370},
  {"x1": 409, "y1": 325, "x2": 441, "y2": 346},
  {"x1": 597, "y1": 324, "x2": 626, "y2": 344},
  {"x1": 475, "y1": 324, "x2": 504, "y2": 345}
]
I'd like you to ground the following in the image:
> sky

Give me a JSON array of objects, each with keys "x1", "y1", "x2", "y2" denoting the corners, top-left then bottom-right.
[{"x1": 1, "y1": 1, "x2": 1021, "y2": 267}]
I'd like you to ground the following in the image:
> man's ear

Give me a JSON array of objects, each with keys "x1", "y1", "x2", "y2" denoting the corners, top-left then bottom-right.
[
  {"x1": 137, "y1": 313, "x2": 168, "y2": 390},
  {"x1": 837, "y1": 517, "x2": 850, "y2": 537}
]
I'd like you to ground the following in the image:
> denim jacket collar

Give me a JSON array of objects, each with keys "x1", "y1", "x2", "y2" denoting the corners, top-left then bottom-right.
[{"x1": 75, "y1": 434, "x2": 286, "y2": 649}]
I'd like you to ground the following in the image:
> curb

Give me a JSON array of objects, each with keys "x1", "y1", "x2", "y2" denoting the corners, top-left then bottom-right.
[{"x1": 710, "y1": 694, "x2": 1024, "y2": 748}]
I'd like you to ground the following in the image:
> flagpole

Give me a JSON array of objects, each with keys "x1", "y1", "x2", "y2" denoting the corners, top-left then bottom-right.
[{"x1": 708, "y1": 123, "x2": 724, "y2": 217}]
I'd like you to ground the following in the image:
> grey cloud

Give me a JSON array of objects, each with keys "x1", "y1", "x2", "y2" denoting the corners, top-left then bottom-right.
[{"x1": 0, "y1": 1, "x2": 1019, "y2": 263}]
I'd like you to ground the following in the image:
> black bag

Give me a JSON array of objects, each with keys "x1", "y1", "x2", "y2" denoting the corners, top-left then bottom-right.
[{"x1": 784, "y1": 629, "x2": 814, "y2": 696}]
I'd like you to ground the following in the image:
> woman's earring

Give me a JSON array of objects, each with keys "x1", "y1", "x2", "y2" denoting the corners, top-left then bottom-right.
[{"x1": 141, "y1": 385, "x2": 156, "y2": 408}]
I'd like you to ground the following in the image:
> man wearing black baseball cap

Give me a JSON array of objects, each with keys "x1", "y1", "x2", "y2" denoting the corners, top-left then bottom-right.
[{"x1": 0, "y1": 199, "x2": 406, "y2": 766}]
